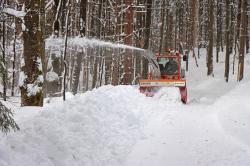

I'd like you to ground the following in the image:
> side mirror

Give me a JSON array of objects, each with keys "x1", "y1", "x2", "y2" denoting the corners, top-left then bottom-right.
[{"x1": 183, "y1": 55, "x2": 187, "y2": 61}]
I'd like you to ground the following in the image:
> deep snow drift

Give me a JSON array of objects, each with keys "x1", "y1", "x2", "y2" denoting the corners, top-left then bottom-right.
[
  {"x1": 0, "y1": 86, "x2": 158, "y2": 166},
  {"x1": 0, "y1": 49, "x2": 250, "y2": 166}
]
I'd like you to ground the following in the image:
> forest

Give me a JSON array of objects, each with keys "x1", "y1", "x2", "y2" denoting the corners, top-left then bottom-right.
[
  {"x1": 1, "y1": 0, "x2": 250, "y2": 165},
  {"x1": 0, "y1": 0, "x2": 249, "y2": 128}
]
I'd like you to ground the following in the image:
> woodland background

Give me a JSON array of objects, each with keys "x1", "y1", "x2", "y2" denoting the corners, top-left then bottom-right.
[{"x1": 0, "y1": 0, "x2": 249, "y2": 106}]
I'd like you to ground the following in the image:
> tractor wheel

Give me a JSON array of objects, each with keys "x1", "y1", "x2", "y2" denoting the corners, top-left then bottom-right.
[{"x1": 179, "y1": 86, "x2": 187, "y2": 104}]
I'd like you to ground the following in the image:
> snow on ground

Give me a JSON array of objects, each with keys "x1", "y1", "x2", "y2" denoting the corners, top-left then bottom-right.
[
  {"x1": 125, "y1": 81, "x2": 250, "y2": 166},
  {"x1": 0, "y1": 86, "x2": 159, "y2": 166},
  {"x1": 0, "y1": 48, "x2": 250, "y2": 166},
  {"x1": 124, "y1": 50, "x2": 250, "y2": 166}
]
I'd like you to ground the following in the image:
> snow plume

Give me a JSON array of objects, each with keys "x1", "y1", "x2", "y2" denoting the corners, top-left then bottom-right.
[
  {"x1": 46, "y1": 36, "x2": 144, "y2": 51},
  {"x1": 71, "y1": 37, "x2": 144, "y2": 51},
  {"x1": 45, "y1": 36, "x2": 159, "y2": 71}
]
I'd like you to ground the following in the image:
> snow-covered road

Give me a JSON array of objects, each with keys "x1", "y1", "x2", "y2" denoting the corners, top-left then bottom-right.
[
  {"x1": 124, "y1": 51, "x2": 250, "y2": 166},
  {"x1": 125, "y1": 82, "x2": 250, "y2": 166}
]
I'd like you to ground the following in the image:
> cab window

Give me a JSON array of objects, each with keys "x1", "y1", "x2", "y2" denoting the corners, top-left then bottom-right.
[{"x1": 157, "y1": 57, "x2": 178, "y2": 75}]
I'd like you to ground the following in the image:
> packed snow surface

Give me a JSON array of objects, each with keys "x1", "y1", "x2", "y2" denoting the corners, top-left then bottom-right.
[{"x1": 1, "y1": 49, "x2": 250, "y2": 166}]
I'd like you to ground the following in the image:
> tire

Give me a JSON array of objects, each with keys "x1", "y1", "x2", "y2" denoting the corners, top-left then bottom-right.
[{"x1": 181, "y1": 69, "x2": 185, "y2": 78}]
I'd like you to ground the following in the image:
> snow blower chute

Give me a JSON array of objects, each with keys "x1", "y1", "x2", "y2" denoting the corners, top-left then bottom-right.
[{"x1": 139, "y1": 49, "x2": 187, "y2": 104}]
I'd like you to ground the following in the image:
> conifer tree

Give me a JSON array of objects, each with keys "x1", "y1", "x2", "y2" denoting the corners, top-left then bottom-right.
[{"x1": 0, "y1": 101, "x2": 19, "y2": 133}]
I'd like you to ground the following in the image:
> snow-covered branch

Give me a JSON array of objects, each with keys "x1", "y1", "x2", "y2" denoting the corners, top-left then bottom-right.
[
  {"x1": 2, "y1": 7, "x2": 26, "y2": 18},
  {"x1": 45, "y1": 0, "x2": 54, "y2": 11},
  {"x1": 0, "y1": 43, "x2": 3, "y2": 52}
]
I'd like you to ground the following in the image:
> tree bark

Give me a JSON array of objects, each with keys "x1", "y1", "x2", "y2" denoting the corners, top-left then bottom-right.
[
  {"x1": 20, "y1": 0, "x2": 44, "y2": 106},
  {"x1": 2, "y1": 18, "x2": 6, "y2": 101},
  {"x1": 216, "y1": 0, "x2": 222, "y2": 63},
  {"x1": 237, "y1": 0, "x2": 247, "y2": 81},
  {"x1": 123, "y1": 0, "x2": 133, "y2": 85},
  {"x1": 62, "y1": 0, "x2": 70, "y2": 100},
  {"x1": 47, "y1": 0, "x2": 62, "y2": 97},
  {"x1": 71, "y1": 0, "x2": 87, "y2": 94},
  {"x1": 92, "y1": 0, "x2": 103, "y2": 88},
  {"x1": 71, "y1": 52, "x2": 83, "y2": 94},
  {"x1": 207, "y1": 0, "x2": 214, "y2": 76},
  {"x1": 224, "y1": 0, "x2": 230, "y2": 82},
  {"x1": 11, "y1": 17, "x2": 17, "y2": 97},
  {"x1": 159, "y1": 0, "x2": 166, "y2": 54},
  {"x1": 142, "y1": 0, "x2": 153, "y2": 78},
  {"x1": 190, "y1": 0, "x2": 198, "y2": 48}
]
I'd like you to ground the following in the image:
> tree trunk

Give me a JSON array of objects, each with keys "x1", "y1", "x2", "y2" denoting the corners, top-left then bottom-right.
[
  {"x1": 79, "y1": 0, "x2": 87, "y2": 37},
  {"x1": 71, "y1": 0, "x2": 87, "y2": 94},
  {"x1": 40, "y1": 0, "x2": 46, "y2": 97},
  {"x1": 11, "y1": 17, "x2": 17, "y2": 97},
  {"x1": 111, "y1": 49, "x2": 119, "y2": 85},
  {"x1": 159, "y1": 0, "x2": 166, "y2": 53},
  {"x1": 71, "y1": 52, "x2": 83, "y2": 94},
  {"x1": 104, "y1": 48, "x2": 112, "y2": 85},
  {"x1": 111, "y1": 2, "x2": 120, "y2": 86},
  {"x1": 190, "y1": 0, "x2": 198, "y2": 48},
  {"x1": 224, "y1": 0, "x2": 230, "y2": 82},
  {"x1": 92, "y1": 0, "x2": 103, "y2": 89},
  {"x1": 207, "y1": 0, "x2": 214, "y2": 76},
  {"x1": 92, "y1": 49, "x2": 100, "y2": 88},
  {"x1": 216, "y1": 0, "x2": 222, "y2": 63},
  {"x1": 47, "y1": 0, "x2": 62, "y2": 97},
  {"x1": 237, "y1": 0, "x2": 247, "y2": 81},
  {"x1": 123, "y1": 0, "x2": 133, "y2": 85},
  {"x1": 62, "y1": 0, "x2": 70, "y2": 100},
  {"x1": 20, "y1": 0, "x2": 44, "y2": 106},
  {"x1": 2, "y1": 19, "x2": 6, "y2": 101},
  {"x1": 246, "y1": 14, "x2": 249, "y2": 53},
  {"x1": 142, "y1": 0, "x2": 152, "y2": 78}
]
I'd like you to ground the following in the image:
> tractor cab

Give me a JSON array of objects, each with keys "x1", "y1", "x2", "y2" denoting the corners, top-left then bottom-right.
[
  {"x1": 155, "y1": 51, "x2": 184, "y2": 80},
  {"x1": 157, "y1": 57, "x2": 178, "y2": 77},
  {"x1": 139, "y1": 49, "x2": 187, "y2": 104}
]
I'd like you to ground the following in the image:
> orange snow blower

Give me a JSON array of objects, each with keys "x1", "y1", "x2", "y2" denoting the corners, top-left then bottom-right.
[{"x1": 139, "y1": 49, "x2": 187, "y2": 104}]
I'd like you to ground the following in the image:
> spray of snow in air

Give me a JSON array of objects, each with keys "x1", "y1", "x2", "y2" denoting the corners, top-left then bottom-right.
[
  {"x1": 46, "y1": 36, "x2": 145, "y2": 51},
  {"x1": 45, "y1": 36, "x2": 159, "y2": 70}
]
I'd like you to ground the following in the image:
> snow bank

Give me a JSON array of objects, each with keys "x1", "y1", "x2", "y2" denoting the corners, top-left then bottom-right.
[
  {"x1": 216, "y1": 81, "x2": 250, "y2": 148},
  {"x1": 153, "y1": 87, "x2": 181, "y2": 104},
  {"x1": 0, "y1": 85, "x2": 156, "y2": 166}
]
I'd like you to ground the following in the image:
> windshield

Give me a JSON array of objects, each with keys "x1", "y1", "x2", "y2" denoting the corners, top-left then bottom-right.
[{"x1": 157, "y1": 57, "x2": 178, "y2": 75}]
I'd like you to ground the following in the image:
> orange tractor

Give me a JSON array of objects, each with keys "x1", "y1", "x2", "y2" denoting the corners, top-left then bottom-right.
[{"x1": 139, "y1": 50, "x2": 187, "y2": 104}]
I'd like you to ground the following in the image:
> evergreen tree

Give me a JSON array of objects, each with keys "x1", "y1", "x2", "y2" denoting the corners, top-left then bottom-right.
[{"x1": 0, "y1": 101, "x2": 19, "y2": 133}]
